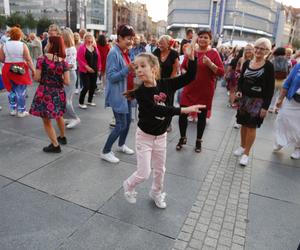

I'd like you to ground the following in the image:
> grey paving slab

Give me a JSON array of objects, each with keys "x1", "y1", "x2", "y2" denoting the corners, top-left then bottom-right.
[
  {"x1": 245, "y1": 194, "x2": 300, "y2": 250},
  {"x1": 165, "y1": 144, "x2": 216, "y2": 181},
  {"x1": 0, "y1": 182, "x2": 93, "y2": 250},
  {"x1": 252, "y1": 138, "x2": 299, "y2": 168},
  {"x1": 0, "y1": 175, "x2": 12, "y2": 188},
  {"x1": 251, "y1": 159, "x2": 300, "y2": 205},
  {"x1": 255, "y1": 114, "x2": 277, "y2": 141},
  {"x1": 0, "y1": 129, "x2": 73, "y2": 179},
  {"x1": 19, "y1": 150, "x2": 135, "y2": 210},
  {"x1": 58, "y1": 213, "x2": 174, "y2": 250},
  {"x1": 101, "y1": 173, "x2": 201, "y2": 238}
]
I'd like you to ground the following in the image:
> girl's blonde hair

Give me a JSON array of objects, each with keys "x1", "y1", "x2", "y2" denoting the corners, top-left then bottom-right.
[
  {"x1": 61, "y1": 28, "x2": 75, "y2": 48},
  {"x1": 83, "y1": 32, "x2": 96, "y2": 46},
  {"x1": 135, "y1": 52, "x2": 161, "y2": 80}
]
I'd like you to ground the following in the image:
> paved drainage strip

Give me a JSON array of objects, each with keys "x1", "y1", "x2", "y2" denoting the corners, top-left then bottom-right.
[{"x1": 173, "y1": 120, "x2": 252, "y2": 250}]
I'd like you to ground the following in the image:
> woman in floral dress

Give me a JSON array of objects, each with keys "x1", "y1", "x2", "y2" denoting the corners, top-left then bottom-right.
[{"x1": 30, "y1": 36, "x2": 70, "y2": 153}]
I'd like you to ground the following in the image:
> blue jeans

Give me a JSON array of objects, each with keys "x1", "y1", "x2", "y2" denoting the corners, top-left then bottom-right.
[
  {"x1": 103, "y1": 102, "x2": 132, "y2": 154},
  {"x1": 8, "y1": 82, "x2": 27, "y2": 112}
]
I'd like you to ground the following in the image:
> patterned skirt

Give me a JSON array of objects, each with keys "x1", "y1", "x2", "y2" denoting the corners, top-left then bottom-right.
[
  {"x1": 29, "y1": 84, "x2": 66, "y2": 119},
  {"x1": 236, "y1": 95, "x2": 264, "y2": 128}
]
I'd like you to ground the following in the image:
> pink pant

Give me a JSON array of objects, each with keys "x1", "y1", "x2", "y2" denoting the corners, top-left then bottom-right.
[{"x1": 125, "y1": 127, "x2": 167, "y2": 194}]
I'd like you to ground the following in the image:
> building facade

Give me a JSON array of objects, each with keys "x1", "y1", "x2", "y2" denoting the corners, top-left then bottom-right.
[
  {"x1": 0, "y1": 0, "x2": 107, "y2": 33},
  {"x1": 168, "y1": 0, "x2": 280, "y2": 43}
]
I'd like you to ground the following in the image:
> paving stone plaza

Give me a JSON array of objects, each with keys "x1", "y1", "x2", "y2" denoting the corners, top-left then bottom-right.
[{"x1": 0, "y1": 83, "x2": 299, "y2": 250}]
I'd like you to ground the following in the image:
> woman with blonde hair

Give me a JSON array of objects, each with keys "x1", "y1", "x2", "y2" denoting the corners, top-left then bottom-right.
[
  {"x1": 234, "y1": 38, "x2": 275, "y2": 166},
  {"x1": 61, "y1": 28, "x2": 80, "y2": 128},
  {"x1": 77, "y1": 32, "x2": 101, "y2": 108}
]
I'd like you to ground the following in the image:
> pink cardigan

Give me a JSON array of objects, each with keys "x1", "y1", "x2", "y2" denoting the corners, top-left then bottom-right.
[{"x1": 77, "y1": 44, "x2": 102, "y2": 73}]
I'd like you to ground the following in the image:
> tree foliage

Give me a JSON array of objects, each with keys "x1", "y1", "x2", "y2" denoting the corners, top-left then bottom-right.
[
  {"x1": 6, "y1": 12, "x2": 25, "y2": 28},
  {"x1": 37, "y1": 16, "x2": 52, "y2": 35},
  {"x1": 0, "y1": 15, "x2": 6, "y2": 29},
  {"x1": 292, "y1": 39, "x2": 300, "y2": 50},
  {"x1": 25, "y1": 13, "x2": 37, "y2": 29}
]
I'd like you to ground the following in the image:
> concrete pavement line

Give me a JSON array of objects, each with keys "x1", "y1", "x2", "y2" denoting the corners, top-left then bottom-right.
[
  {"x1": 173, "y1": 114, "x2": 254, "y2": 250},
  {"x1": 250, "y1": 192, "x2": 300, "y2": 206}
]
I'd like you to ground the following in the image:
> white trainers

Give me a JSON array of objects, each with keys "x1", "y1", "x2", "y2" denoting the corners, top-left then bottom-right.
[
  {"x1": 149, "y1": 191, "x2": 167, "y2": 209},
  {"x1": 75, "y1": 89, "x2": 79, "y2": 95},
  {"x1": 101, "y1": 151, "x2": 120, "y2": 163},
  {"x1": 234, "y1": 146, "x2": 245, "y2": 156},
  {"x1": 117, "y1": 145, "x2": 134, "y2": 155},
  {"x1": 87, "y1": 102, "x2": 96, "y2": 106},
  {"x1": 273, "y1": 143, "x2": 283, "y2": 152},
  {"x1": 66, "y1": 118, "x2": 81, "y2": 129},
  {"x1": 78, "y1": 104, "x2": 87, "y2": 109},
  {"x1": 239, "y1": 154, "x2": 249, "y2": 166},
  {"x1": 17, "y1": 111, "x2": 29, "y2": 118},
  {"x1": 291, "y1": 148, "x2": 300, "y2": 160},
  {"x1": 123, "y1": 181, "x2": 137, "y2": 204},
  {"x1": 233, "y1": 123, "x2": 241, "y2": 129},
  {"x1": 10, "y1": 110, "x2": 17, "y2": 116}
]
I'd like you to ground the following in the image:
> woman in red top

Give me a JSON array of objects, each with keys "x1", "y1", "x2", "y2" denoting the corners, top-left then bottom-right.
[
  {"x1": 177, "y1": 29, "x2": 224, "y2": 152},
  {"x1": 96, "y1": 34, "x2": 110, "y2": 87}
]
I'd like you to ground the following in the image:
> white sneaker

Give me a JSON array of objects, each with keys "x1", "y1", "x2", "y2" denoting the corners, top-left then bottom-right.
[
  {"x1": 64, "y1": 119, "x2": 71, "y2": 124},
  {"x1": 273, "y1": 143, "x2": 283, "y2": 152},
  {"x1": 101, "y1": 151, "x2": 120, "y2": 163},
  {"x1": 87, "y1": 102, "x2": 96, "y2": 106},
  {"x1": 233, "y1": 123, "x2": 241, "y2": 129},
  {"x1": 66, "y1": 118, "x2": 81, "y2": 129},
  {"x1": 117, "y1": 145, "x2": 134, "y2": 155},
  {"x1": 234, "y1": 146, "x2": 245, "y2": 156},
  {"x1": 239, "y1": 154, "x2": 249, "y2": 166},
  {"x1": 149, "y1": 191, "x2": 167, "y2": 209},
  {"x1": 0, "y1": 106, "x2": 2, "y2": 111},
  {"x1": 17, "y1": 111, "x2": 29, "y2": 118},
  {"x1": 10, "y1": 110, "x2": 17, "y2": 116},
  {"x1": 123, "y1": 181, "x2": 137, "y2": 204},
  {"x1": 78, "y1": 104, "x2": 87, "y2": 109},
  {"x1": 75, "y1": 89, "x2": 79, "y2": 95},
  {"x1": 291, "y1": 148, "x2": 300, "y2": 160}
]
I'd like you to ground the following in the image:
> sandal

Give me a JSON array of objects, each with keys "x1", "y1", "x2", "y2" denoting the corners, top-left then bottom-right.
[
  {"x1": 195, "y1": 139, "x2": 202, "y2": 153},
  {"x1": 176, "y1": 137, "x2": 187, "y2": 150}
]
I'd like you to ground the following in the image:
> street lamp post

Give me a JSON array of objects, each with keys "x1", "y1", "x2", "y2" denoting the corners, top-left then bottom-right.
[{"x1": 66, "y1": 0, "x2": 71, "y2": 28}]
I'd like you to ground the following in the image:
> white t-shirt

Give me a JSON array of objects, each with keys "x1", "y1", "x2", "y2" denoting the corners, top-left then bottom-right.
[{"x1": 65, "y1": 46, "x2": 77, "y2": 70}]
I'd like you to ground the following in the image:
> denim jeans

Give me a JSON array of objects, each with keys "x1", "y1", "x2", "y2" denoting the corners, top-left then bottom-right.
[
  {"x1": 102, "y1": 101, "x2": 132, "y2": 154},
  {"x1": 8, "y1": 82, "x2": 27, "y2": 112}
]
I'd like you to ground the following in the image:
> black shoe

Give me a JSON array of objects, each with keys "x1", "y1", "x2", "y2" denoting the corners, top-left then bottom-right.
[
  {"x1": 195, "y1": 139, "x2": 202, "y2": 153},
  {"x1": 176, "y1": 137, "x2": 187, "y2": 151},
  {"x1": 57, "y1": 136, "x2": 67, "y2": 145},
  {"x1": 43, "y1": 144, "x2": 61, "y2": 153}
]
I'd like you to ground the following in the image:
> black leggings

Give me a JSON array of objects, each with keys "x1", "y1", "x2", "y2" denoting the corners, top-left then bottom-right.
[
  {"x1": 178, "y1": 106, "x2": 208, "y2": 140},
  {"x1": 79, "y1": 72, "x2": 97, "y2": 104}
]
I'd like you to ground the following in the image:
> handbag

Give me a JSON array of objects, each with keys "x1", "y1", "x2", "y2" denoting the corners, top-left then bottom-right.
[
  {"x1": 293, "y1": 93, "x2": 300, "y2": 103},
  {"x1": 9, "y1": 64, "x2": 25, "y2": 75}
]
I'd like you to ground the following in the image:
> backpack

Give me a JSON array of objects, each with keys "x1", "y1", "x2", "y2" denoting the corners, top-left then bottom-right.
[{"x1": 273, "y1": 56, "x2": 289, "y2": 80}]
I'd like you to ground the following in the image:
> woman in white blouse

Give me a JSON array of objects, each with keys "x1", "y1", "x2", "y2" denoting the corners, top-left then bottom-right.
[{"x1": 62, "y1": 28, "x2": 81, "y2": 128}]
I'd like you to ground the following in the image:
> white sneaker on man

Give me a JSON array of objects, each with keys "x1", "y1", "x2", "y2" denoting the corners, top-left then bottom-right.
[
  {"x1": 234, "y1": 146, "x2": 245, "y2": 156},
  {"x1": 239, "y1": 154, "x2": 249, "y2": 166},
  {"x1": 123, "y1": 181, "x2": 137, "y2": 204},
  {"x1": 78, "y1": 104, "x2": 87, "y2": 109},
  {"x1": 149, "y1": 191, "x2": 167, "y2": 209},
  {"x1": 87, "y1": 102, "x2": 96, "y2": 106},
  {"x1": 233, "y1": 122, "x2": 241, "y2": 129},
  {"x1": 117, "y1": 145, "x2": 134, "y2": 155},
  {"x1": 10, "y1": 110, "x2": 17, "y2": 116},
  {"x1": 101, "y1": 151, "x2": 120, "y2": 163},
  {"x1": 66, "y1": 118, "x2": 81, "y2": 129},
  {"x1": 17, "y1": 111, "x2": 29, "y2": 118},
  {"x1": 291, "y1": 148, "x2": 300, "y2": 160}
]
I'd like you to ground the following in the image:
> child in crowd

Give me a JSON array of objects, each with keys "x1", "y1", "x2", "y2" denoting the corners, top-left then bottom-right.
[{"x1": 122, "y1": 44, "x2": 205, "y2": 208}]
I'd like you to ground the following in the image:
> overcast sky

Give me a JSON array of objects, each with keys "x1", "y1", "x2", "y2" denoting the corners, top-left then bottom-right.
[{"x1": 130, "y1": 0, "x2": 300, "y2": 22}]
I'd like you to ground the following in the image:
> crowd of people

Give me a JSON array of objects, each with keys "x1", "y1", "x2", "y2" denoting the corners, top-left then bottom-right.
[{"x1": 0, "y1": 24, "x2": 299, "y2": 208}]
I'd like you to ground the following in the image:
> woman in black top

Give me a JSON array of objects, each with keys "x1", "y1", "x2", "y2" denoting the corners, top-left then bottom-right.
[
  {"x1": 122, "y1": 48, "x2": 205, "y2": 208},
  {"x1": 234, "y1": 38, "x2": 274, "y2": 166}
]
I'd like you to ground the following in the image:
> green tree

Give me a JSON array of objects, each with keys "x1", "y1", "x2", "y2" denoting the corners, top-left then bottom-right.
[
  {"x1": 37, "y1": 17, "x2": 52, "y2": 35},
  {"x1": 24, "y1": 13, "x2": 37, "y2": 29},
  {"x1": 0, "y1": 15, "x2": 6, "y2": 29},
  {"x1": 292, "y1": 39, "x2": 300, "y2": 50},
  {"x1": 6, "y1": 12, "x2": 25, "y2": 28}
]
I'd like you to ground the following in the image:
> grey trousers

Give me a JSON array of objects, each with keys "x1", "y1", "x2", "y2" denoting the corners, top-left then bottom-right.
[{"x1": 64, "y1": 70, "x2": 79, "y2": 119}]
